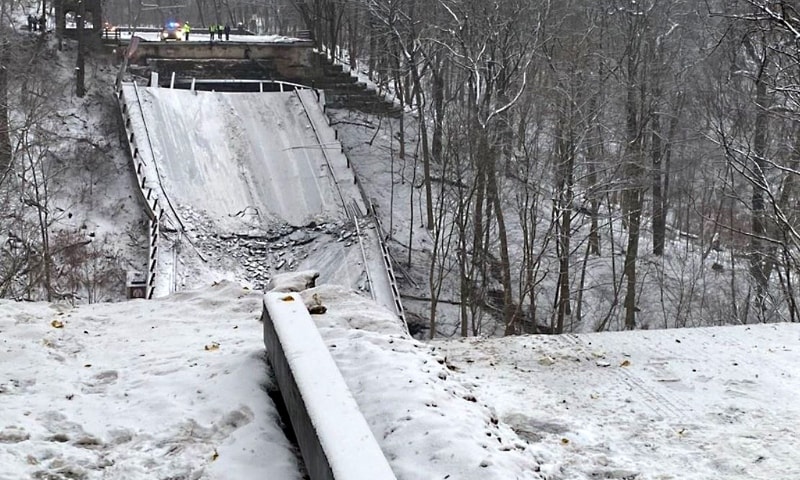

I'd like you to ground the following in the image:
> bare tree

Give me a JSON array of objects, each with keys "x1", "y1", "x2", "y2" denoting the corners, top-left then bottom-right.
[{"x1": 0, "y1": 0, "x2": 12, "y2": 174}]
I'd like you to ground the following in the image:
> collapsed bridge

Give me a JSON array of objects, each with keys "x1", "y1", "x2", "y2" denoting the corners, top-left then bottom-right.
[{"x1": 115, "y1": 36, "x2": 408, "y2": 479}]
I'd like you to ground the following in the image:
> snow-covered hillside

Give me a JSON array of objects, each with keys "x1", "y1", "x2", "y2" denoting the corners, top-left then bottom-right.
[
  {"x1": 2, "y1": 13, "x2": 800, "y2": 480},
  {"x1": 3, "y1": 278, "x2": 799, "y2": 479}
]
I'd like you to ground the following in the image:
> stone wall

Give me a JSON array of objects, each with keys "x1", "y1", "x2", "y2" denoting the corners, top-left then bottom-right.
[
  {"x1": 133, "y1": 42, "x2": 325, "y2": 83},
  {"x1": 55, "y1": 0, "x2": 103, "y2": 34}
]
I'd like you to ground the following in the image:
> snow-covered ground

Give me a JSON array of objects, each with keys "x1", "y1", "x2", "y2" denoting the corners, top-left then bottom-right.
[
  {"x1": 3, "y1": 14, "x2": 800, "y2": 478},
  {"x1": 439, "y1": 324, "x2": 800, "y2": 479},
  {"x1": 3, "y1": 280, "x2": 799, "y2": 479},
  {"x1": 0, "y1": 282, "x2": 301, "y2": 480}
]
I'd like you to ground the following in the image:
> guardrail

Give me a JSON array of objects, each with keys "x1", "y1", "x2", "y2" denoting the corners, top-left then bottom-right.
[
  {"x1": 170, "y1": 78, "x2": 315, "y2": 93},
  {"x1": 371, "y1": 213, "x2": 407, "y2": 326},
  {"x1": 297, "y1": 86, "x2": 408, "y2": 330},
  {"x1": 116, "y1": 83, "x2": 163, "y2": 299},
  {"x1": 314, "y1": 45, "x2": 407, "y2": 330},
  {"x1": 262, "y1": 292, "x2": 397, "y2": 480}
]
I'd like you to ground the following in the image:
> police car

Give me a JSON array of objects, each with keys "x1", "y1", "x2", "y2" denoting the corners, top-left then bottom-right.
[{"x1": 160, "y1": 21, "x2": 182, "y2": 41}]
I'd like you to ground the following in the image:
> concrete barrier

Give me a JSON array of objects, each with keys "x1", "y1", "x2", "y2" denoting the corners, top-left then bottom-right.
[{"x1": 261, "y1": 292, "x2": 396, "y2": 480}]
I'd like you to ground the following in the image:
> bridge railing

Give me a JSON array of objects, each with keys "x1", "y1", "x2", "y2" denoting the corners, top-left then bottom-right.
[
  {"x1": 295, "y1": 89, "x2": 407, "y2": 331},
  {"x1": 116, "y1": 82, "x2": 163, "y2": 299},
  {"x1": 166, "y1": 77, "x2": 315, "y2": 93}
]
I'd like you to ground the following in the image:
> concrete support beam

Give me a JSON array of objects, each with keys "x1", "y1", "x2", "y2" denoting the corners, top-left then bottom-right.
[{"x1": 261, "y1": 292, "x2": 396, "y2": 480}]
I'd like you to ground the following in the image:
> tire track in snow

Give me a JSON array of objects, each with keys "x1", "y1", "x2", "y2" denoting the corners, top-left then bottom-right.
[{"x1": 556, "y1": 334, "x2": 691, "y2": 421}]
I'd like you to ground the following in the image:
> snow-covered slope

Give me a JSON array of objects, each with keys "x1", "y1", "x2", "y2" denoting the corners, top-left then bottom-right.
[
  {"x1": 439, "y1": 323, "x2": 800, "y2": 479},
  {"x1": 0, "y1": 282, "x2": 301, "y2": 480}
]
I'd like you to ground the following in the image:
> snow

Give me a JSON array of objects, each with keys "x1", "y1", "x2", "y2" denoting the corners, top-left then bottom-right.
[
  {"x1": 113, "y1": 31, "x2": 306, "y2": 44},
  {"x1": 437, "y1": 324, "x2": 800, "y2": 479},
  {"x1": 133, "y1": 87, "x2": 345, "y2": 230},
  {"x1": 121, "y1": 83, "x2": 402, "y2": 317},
  {"x1": 4, "y1": 280, "x2": 800, "y2": 479},
  {"x1": 0, "y1": 281, "x2": 301, "y2": 480},
  {"x1": 263, "y1": 291, "x2": 396, "y2": 479},
  {"x1": 3, "y1": 21, "x2": 800, "y2": 480},
  {"x1": 302, "y1": 284, "x2": 544, "y2": 479}
]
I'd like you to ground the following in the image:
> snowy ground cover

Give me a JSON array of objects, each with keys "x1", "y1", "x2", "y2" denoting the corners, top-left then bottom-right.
[
  {"x1": 438, "y1": 324, "x2": 800, "y2": 479},
  {"x1": 0, "y1": 281, "x2": 301, "y2": 480},
  {"x1": 4, "y1": 7, "x2": 800, "y2": 478},
  {"x1": 4, "y1": 278, "x2": 799, "y2": 479},
  {"x1": 0, "y1": 275, "x2": 546, "y2": 480}
]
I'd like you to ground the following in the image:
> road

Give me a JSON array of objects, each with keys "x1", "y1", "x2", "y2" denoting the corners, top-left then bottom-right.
[
  {"x1": 134, "y1": 87, "x2": 345, "y2": 229},
  {"x1": 121, "y1": 83, "x2": 402, "y2": 319}
]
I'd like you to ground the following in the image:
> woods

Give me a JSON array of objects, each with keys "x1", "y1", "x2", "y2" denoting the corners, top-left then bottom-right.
[
  {"x1": 0, "y1": 13, "x2": 135, "y2": 302},
  {"x1": 3, "y1": 0, "x2": 800, "y2": 334},
  {"x1": 277, "y1": 0, "x2": 800, "y2": 334}
]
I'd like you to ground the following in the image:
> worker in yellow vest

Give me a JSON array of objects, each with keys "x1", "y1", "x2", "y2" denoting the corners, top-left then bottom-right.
[{"x1": 182, "y1": 22, "x2": 190, "y2": 41}]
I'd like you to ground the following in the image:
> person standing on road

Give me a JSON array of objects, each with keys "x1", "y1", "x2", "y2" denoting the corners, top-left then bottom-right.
[
  {"x1": 182, "y1": 22, "x2": 190, "y2": 41},
  {"x1": 217, "y1": 24, "x2": 223, "y2": 40},
  {"x1": 209, "y1": 23, "x2": 216, "y2": 41},
  {"x1": 224, "y1": 24, "x2": 230, "y2": 41}
]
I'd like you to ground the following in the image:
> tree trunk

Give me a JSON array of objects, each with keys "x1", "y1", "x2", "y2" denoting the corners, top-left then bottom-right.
[
  {"x1": 0, "y1": 40, "x2": 10, "y2": 175},
  {"x1": 623, "y1": 47, "x2": 644, "y2": 330},
  {"x1": 554, "y1": 106, "x2": 574, "y2": 333},
  {"x1": 749, "y1": 68, "x2": 769, "y2": 315},
  {"x1": 487, "y1": 152, "x2": 514, "y2": 336},
  {"x1": 0, "y1": 0, "x2": 10, "y2": 174},
  {"x1": 471, "y1": 136, "x2": 488, "y2": 324},
  {"x1": 431, "y1": 55, "x2": 444, "y2": 165},
  {"x1": 459, "y1": 189, "x2": 470, "y2": 337},
  {"x1": 409, "y1": 50, "x2": 434, "y2": 231},
  {"x1": 652, "y1": 113, "x2": 664, "y2": 255},
  {"x1": 623, "y1": 189, "x2": 642, "y2": 330},
  {"x1": 76, "y1": 0, "x2": 86, "y2": 98},
  {"x1": 586, "y1": 107, "x2": 602, "y2": 256}
]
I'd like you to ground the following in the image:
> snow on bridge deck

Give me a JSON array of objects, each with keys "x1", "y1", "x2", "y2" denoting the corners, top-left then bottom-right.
[
  {"x1": 121, "y1": 84, "x2": 401, "y2": 319},
  {"x1": 132, "y1": 86, "x2": 345, "y2": 229}
]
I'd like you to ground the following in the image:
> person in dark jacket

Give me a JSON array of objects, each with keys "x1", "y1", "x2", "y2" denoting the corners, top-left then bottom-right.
[{"x1": 224, "y1": 24, "x2": 231, "y2": 41}]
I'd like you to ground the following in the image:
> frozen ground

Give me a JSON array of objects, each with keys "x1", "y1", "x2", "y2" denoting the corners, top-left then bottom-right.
[
  {"x1": 3, "y1": 281, "x2": 799, "y2": 479},
  {"x1": 3, "y1": 13, "x2": 799, "y2": 478},
  {"x1": 438, "y1": 323, "x2": 800, "y2": 479},
  {"x1": 0, "y1": 280, "x2": 543, "y2": 480},
  {"x1": 0, "y1": 282, "x2": 301, "y2": 480}
]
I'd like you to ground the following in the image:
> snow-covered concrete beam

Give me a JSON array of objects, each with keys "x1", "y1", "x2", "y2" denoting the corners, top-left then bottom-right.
[{"x1": 261, "y1": 292, "x2": 396, "y2": 480}]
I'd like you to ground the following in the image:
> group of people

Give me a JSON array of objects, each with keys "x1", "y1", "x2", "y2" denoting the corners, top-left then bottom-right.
[
  {"x1": 26, "y1": 14, "x2": 43, "y2": 32},
  {"x1": 209, "y1": 24, "x2": 231, "y2": 41}
]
